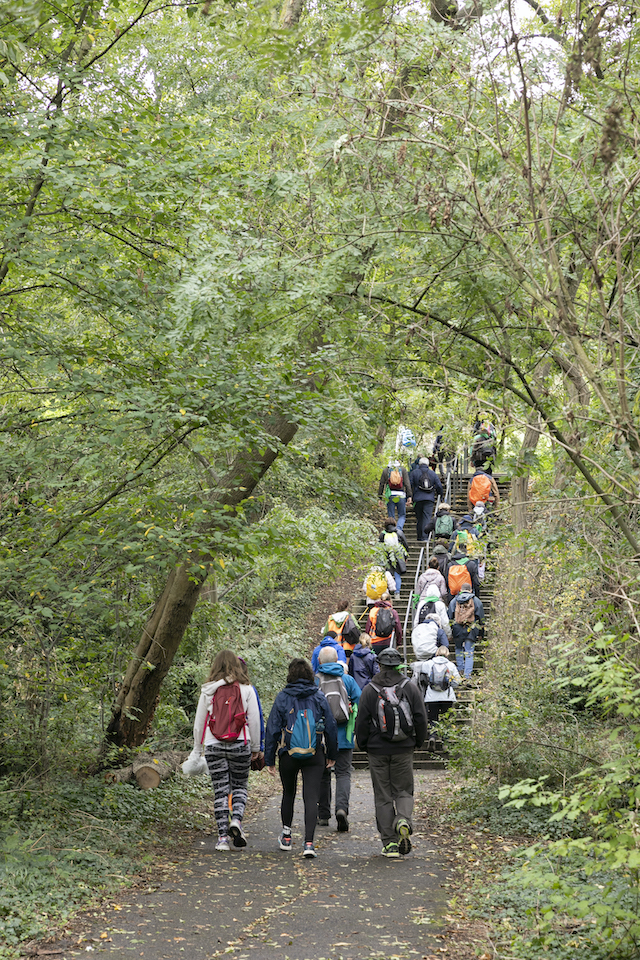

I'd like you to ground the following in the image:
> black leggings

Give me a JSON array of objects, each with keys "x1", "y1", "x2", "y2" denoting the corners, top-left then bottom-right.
[{"x1": 278, "y1": 748, "x2": 325, "y2": 842}]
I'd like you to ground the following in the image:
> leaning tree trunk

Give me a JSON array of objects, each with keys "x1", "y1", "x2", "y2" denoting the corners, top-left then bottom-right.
[{"x1": 101, "y1": 412, "x2": 298, "y2": 758}]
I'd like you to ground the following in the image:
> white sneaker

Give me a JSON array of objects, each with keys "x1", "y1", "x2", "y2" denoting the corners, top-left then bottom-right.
[
  {"x1": 229, "y1": 817, "x2": 247, "y2": 848},
  {"x1": 215, "y1": 836, "x2": 230, "y2": 851}
]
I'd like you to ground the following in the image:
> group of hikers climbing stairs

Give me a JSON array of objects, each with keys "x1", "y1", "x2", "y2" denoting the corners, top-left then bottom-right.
[{"x1": 352, "y1": 464, "x2": 510, "y2": 771}]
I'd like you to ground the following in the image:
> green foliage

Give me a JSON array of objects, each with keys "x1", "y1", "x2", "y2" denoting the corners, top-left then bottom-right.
[{"x1": 0, "y1": 773, "x2": 215, "y2": 955}]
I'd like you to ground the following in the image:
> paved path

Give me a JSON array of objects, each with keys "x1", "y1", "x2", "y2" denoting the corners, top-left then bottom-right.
[{"x1": 61, "y1": 771, "x2": 453, "y2": 960}]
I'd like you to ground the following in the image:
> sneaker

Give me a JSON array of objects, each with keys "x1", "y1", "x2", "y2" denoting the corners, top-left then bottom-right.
[
  {"x1": 382, "y1": 841, "x2": 400, "y2": 858},
  {"x1": 396, "y1": 818, "x2": 412, "y2": 856},
  {"x1": 302, "y1": 842, "x2": 317, "y2": 858},
  {"x1": 278, "y1": 831, "x2": 293, "y2": 852},
  {"x1": 229, "y1": 817, "x2": 247, "y2": 848},
  {"x1": 215, "y1": 836, "x2": 230, "y2": 851},
  {"x1": 317, "y1": 818, "x2": 330, "y2": 827},
  {"x1": 336, "y1": 810, "x2": 349, "y2": 833},
  {"x1": 427, "y1": 735, "x2": 437, "y2": 752}
]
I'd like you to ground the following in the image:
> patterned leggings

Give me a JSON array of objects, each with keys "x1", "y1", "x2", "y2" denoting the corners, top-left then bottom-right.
[{"x1": 205, "y1": 742, "x2": 251, "y2": 837}]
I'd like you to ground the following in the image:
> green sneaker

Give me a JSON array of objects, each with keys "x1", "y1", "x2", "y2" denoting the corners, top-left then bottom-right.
[
  {"x1": 382, "y1": 841, "x2": 400, "y2": 858},
  {"x1": 396, "y1": 818, "x2": 412, "y2": 855}
]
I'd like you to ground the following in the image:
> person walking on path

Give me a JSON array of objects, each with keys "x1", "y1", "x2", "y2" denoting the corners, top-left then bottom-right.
[
  {"x1": 365, "y1": 594, "x2": 403, "y2": 655},
  {"x1": 348, "y1": 634, "x2": 380, "y2": 690},
  {"x1": 408, "y1": 457, "x2": 443, "y2": 542},
  {"x1": 467, "y1": 467, "x2": 501, "y2": 513},
  {"x1": 447, "y1": 591, "x2": 484, "y2": 678},
  {"x1": 354, "y1": 647, "x2": 428, "y2": 858},
  {"x1": 416, "y1": 555, "x2": 448, "y2": 599},
  {"x1": 378, "y1": 459, "x2": 412, "y2": 531},
  {"x1": 315, "y1": 647, "x2": 361, "y2": 832},
  {"x1": 192, "y1": 650, "x2": 263, "y2": 852},
  {"x1": 264, "y1": 658, "x2": 338, "y2": 858},
  {"x1": 321, "y1": 603, "x2": 361, "y2": 658},
  {"x1": 311, "y1": 633, "x2": 348, "y2": 673},
  {"x1": 379, "y1": 518, "x2": 409, "y2": 598},
  {"x1": 412, "y1": 646, "x2": 461, "y2": 749}
]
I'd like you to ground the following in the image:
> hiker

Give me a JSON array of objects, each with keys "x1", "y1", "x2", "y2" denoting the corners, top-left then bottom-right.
[
  {"x1": 354, "y1": 647, "x2": 428, "y2": 858},
  {"x1": 348, "y1": 634, "x2": 380, "y2": 690},
  {"x1": 433, "y1": 428, "x2": 455, "y2": 480},
  {"x1": 365, "y1": 594, "x2": 403, "y2": 655},
  {"x1": 378, "y1": 459, "x2": 412, "y2": 531},
  {"x1": 468, "y1": 467, "x2": 501, "y2": 513},
  {"x1": 424, "y1": 501, "x2": 457, "y2": 542},
  {"x1": 264, "y1": 658, "x2": 338, "y2": 858},
  {"x1": 415, "y1": 584, "x2": 451, "y2": 632},
  {"x1": 432, "y1": 541, "x2": 450, "y2": 580},
  {"x1": 321, "y1": 604, "x2": 361, "y2": 658},
  {"x1": 416, "y1": 555, "x2": 447, "y2": 599},
  {"x1": 448, "y1": 591, "x2": 484, "y2": 678},
  {"x1": 471, "y1": 421, "x2": 497, "y2": 473},
  {"x1": 447, "y1": 544, "x2": 481, "y2": 598},
  {"x1": 192, "y1": 650, "x2": 263, "y2": 852},
  {"x1": 379, "y1": 518, "x2": 409, "y2": 598},
  {"x1": 315, "y1": 647, "x2": 361, "y2": 832},
  {"x1": 363, "y1": 566, "x2": 396, "y2": 607},
  {"x1": 408, "y1": 457, "x2": 443, "y2": 542},
  {"x1": 412, "y1": 646, "x2": 461, "y2": 748},
  {"x1": 311, "y1": 633, "x2": 347, "y2": 674}
]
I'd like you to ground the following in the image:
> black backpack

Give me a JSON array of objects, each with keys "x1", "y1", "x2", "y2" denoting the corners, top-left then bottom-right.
[
  {"x1": 372, "y1": 606, "x2": 394, "y2": 640},
  {"x1": 417, "y1": 469, "x2": 434, "y2": 493},
  {"x1": 417, "y1": 600, "x2": 438, "y2": 624},
  {"x1": 370, "y1": 678, "x2": 415, "y2": 742}
]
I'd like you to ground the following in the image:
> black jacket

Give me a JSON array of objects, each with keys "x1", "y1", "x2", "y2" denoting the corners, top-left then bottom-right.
[
  {"x1": 408, "y1": 464, "x2": 443, "y2": 503},
  {"x1": 355, "y1": 667, "x2": 428, "y2": 755}
]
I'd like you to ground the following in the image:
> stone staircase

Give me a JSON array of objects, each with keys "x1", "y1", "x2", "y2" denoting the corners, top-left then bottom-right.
[{"x1": 351, "y1": 470, "x2": 509, "y2": 771}]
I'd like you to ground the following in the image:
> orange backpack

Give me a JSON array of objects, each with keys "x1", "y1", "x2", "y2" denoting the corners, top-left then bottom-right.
[
  {"x1": 389, "y1": 467, "x2": 403, "y2": 490},
  {"x1": 469, "y1": 474, "x2": 492, "y2": 505},
  {"x1": 448, "y1": 559, "x2": 472, "y2": 596}
]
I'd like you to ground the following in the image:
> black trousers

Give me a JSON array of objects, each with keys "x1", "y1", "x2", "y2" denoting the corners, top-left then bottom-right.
[{"x1": 278, "y1": 748, "x2": 325, "y2": 843}]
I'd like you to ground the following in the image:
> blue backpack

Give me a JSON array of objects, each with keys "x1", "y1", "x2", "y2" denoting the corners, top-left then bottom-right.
[{"x1": 281, "y1": 696, "x2": 322, "y2": 760}]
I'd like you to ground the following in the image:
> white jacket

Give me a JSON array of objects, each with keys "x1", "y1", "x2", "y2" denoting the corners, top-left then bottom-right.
[
  {"x1": 414, "y1": 597, "x2": 451, "y2": 638},
  {"x1": 192, "y1": 678, "x2": 261, "y2": 752},
  {"x1": 412, "y1": 656, "x2": 461, "y2": 703}
]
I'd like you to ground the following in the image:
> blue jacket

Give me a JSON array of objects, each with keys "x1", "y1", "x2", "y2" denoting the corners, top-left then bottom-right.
[
  {"x1": 311, "y1": 636, "x2": 347, "y2": 673},
  {"x1": 348, "y1": 643, "x2": 380, "y2": 690},
  {"x1": 264, "y1": 679, "x2": 338, "y2": 766},
  {"x1": 315, "y1": 662, "x2": 361, "y2": 749},
  {"x1": 408, "y1": 464, "x2": 443, "y2": 503}
]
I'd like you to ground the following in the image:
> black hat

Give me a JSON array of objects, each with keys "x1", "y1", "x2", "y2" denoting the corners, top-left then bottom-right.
[{"x1": 377, "y1": 647, "x2": 406, "y2": 666}]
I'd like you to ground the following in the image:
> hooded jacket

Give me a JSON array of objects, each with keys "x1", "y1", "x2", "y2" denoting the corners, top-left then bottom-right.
[
  {"x1": 415, "y1": 567, "x2": 447, "y2": 599},
  {"x1": 192, "y1": 678, "x2": 262, "y2": 752},
  {"x1": 264, "y1": 679, "x2": 338, "y2": 766},
  {"x1": 365, "y1": 600, "x2": 403, "y2": 644},
  {"x1": 414, "y1": 595, "x2": 451, "y2": 637},
  {"x1": 355, "y1": 666, "x2": 427, "y2": 755},
  {"x1": 311, "y1": 636, "x2": 348, "y2": 673},
  {"x1": 348, "y1": 643, "x2": 380, "y2": 690},
  {"x1": 315, "y1": 662, "x2": 361, "y2": 749}
]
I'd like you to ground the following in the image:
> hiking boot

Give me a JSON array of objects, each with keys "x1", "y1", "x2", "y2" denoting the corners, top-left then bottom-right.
[
  {"x1": 278, "y1": 831, "x2": 293, "y2": 851},
  {"x1": 427, "y1": 735, "x2": 437, "y2": 752},
  {"x1": 215, "y1": 836, "x2": 230, "y2": 851},
  {"x1": 302, "y1": 842, "x2": 317, "y2": 858},
  {"x1": 229, "y1": 817, "x2": 247, "y2": 848},
  {"x1": 396, "y1": 818, "x2": 412, "y2": 856},
  {"x1": 336, "y1": 810, "x2": 349, "y2": 833},
  {"x1": 317, "y1": 818, "x2": 330, "y2": 827},
  {"x1": 382, "y1": 841, "x2": 400, "y2": 858}
]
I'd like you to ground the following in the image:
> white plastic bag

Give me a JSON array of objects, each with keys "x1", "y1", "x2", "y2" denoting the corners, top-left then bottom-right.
[{"x1": 181, "y1": 752, "x2": 208, "y2": 777}]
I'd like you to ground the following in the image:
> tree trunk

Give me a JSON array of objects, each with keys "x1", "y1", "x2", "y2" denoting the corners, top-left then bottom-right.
[
  {"x1": 512, "y1": 417, "x2": 543, "y2": 666},
  {"x1": 101, "y1": 412, "x2": 298, "y2": 758},
  {"x1": 512, "y1": 418, "x2": 542, "y2": 535}
]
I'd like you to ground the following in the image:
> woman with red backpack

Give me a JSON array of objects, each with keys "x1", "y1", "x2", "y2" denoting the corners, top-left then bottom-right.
[{"x1": 192, "y1": 650, "x2": 263, "y2": 852}]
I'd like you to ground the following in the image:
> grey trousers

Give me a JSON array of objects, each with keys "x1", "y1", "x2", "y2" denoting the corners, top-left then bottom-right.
[
  {"x1": 318, "y1": 748, "x2": 353, "y2": 817},
  {"x1": 367, "y1": 752, "x2": 415, "y2": 845}
]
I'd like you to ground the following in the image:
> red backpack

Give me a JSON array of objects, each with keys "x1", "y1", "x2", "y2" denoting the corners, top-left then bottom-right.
[{"x1": 204, "y1": 683, "x2": 247, "y2": 743}]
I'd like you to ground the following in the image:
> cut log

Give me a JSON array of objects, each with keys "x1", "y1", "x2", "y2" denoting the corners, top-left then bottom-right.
[{"x1": 104, "y1": 750, "x2": 186, "y2": 789}]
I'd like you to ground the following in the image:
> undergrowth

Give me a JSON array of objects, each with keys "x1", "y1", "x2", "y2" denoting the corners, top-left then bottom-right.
[{"x1": 0, "y1": 773, "x2": 216, "y2": 957}]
